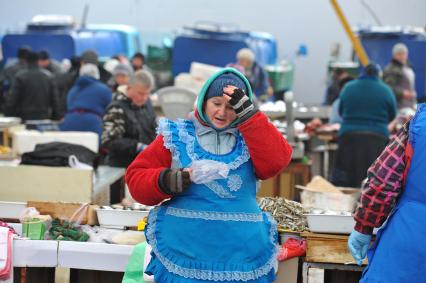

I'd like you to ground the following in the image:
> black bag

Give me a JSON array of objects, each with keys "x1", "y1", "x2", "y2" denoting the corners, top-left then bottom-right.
[{"x1": 21, "y1": 142, "x2": 99, "y2": 168}]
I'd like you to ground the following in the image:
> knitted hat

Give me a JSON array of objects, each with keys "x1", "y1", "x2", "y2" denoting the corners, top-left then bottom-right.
[
  {"x1": 39, "y1": 50, "x2": 50, "y2": 60},
  {"x1": 362, "y1": 63, "x2": 381, "y2": 78},
  {"x1": 392, "y1": 43, "x2": 408, "y2": 56},
  {"x1": 205, "y1": 72, "x2": 247, "y2": 100},
  {"x1": 113, "y1": 63, "x2": 133, "y2": 76},
  {"x1": 81, "y1": 50, "x2": 98, "y2": 65}
]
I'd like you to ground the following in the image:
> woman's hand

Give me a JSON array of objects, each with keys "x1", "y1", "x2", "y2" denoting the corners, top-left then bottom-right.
[
  {"x1": 159, "y1": 168, "x2": 192, "y2": 195},
  {"x1": 223, "y1": 85, "x2": 255, "y2": 119}
]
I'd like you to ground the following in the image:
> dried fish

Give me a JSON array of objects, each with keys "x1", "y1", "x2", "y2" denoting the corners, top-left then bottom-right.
[{"x1": 258, "y1": 197, "x2": 308, "y2": 232}]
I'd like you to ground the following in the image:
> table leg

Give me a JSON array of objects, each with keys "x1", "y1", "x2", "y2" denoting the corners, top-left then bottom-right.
[
  {"x1": 323, "y1": 141, "x2": 330, "y2": 179},
  {"x1": 20, "y1": 267, "x2": 27, "y2": 283},
  {"x1": 3, "y1": 128, "x2": 9, "y2": 147},
  {"x1": 302, "y1": 262, "x2": 309, "y2": 283}
]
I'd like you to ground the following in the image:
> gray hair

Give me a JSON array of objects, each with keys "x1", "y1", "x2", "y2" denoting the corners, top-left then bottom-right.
[
  {"x1": 128, "y1": 69, "x2": 155, "y2": 90},
  {"x1": 237, "y1": 48, "x2": 255, "y2": 62},
  {"x1": 79, "y1": 63, "x2": 100, "y2": 80},
  {"x1": 392, "y1": 43, "x2": 408, "y2": 56}
]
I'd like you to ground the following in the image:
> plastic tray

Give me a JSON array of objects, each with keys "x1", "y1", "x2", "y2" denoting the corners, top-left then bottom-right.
[
  {"x1": 96, "y1": 208, "x2": 149, "y2": 227},
  {"x1": 306, "y1": 214, "x2": 355, "y2": 234}
]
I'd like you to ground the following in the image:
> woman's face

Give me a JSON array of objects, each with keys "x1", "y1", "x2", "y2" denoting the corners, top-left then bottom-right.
[{"x1": 204, "y1": 96, "x2": 237, "y2": 129}]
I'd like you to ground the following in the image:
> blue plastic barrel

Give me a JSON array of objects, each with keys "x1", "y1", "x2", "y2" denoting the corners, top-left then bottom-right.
[{"x1": 172, "y1": 25, "x2": 277, "y2": 76}]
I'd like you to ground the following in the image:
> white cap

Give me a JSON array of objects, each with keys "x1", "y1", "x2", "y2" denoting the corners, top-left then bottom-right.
[
  {"x1": 392, "y1": 43, "x2": 408, "y2": 56},
  {"x1": 236, "y1": 48, "x2": 255, "y2": 62}
]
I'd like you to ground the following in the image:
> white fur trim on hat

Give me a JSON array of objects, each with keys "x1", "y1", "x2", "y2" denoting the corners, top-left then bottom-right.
[{"x1": 79, "y1": 63, "x2": 100, "y2": 80}]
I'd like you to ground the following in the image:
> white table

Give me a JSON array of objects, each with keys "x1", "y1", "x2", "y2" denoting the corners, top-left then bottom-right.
[{"x1": 12, "y1": 238, "x2": 134, "y2": 282}]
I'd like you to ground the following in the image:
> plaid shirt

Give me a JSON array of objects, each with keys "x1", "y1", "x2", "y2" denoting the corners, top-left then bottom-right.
[{"x1": 353, "y1": 122, "x2": 410, "y2": 234}]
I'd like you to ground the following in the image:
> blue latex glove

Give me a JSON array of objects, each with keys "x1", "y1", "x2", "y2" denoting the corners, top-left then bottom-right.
[{"x1": 348, "y1": 230, "x2": 372, "y2": 265}]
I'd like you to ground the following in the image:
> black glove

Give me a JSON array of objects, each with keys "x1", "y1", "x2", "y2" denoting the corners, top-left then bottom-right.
[
  {"x1": 158, "y1": 168, "x2": 191, "y2": 195},
  {"x1": 225, "y1": 88, "x2": 256, "y2": 119}
]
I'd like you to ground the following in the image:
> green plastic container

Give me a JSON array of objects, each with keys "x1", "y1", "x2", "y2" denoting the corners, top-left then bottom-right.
[
  {"x1": 146, "y1": 45, "x2": 172, "y2": 72},
  {"x1": 265, "y1": 63, "x2": 295, "y2": 91},
  {"x1": 22, "y1": 218, "x2": 45, "y2": 240}
]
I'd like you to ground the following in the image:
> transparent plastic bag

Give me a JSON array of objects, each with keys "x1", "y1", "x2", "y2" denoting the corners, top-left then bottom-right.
[{"x1": 190, "y1": 160, "x2": 230, "y2": 184}]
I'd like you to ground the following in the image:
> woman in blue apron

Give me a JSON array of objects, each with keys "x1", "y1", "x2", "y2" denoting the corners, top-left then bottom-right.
[
  {"x1": 348, "y1": 103, "x2": 426, "y2": 282},
  {"x1": 126, "y1": 68, "x2": 292, "y2": 282}
]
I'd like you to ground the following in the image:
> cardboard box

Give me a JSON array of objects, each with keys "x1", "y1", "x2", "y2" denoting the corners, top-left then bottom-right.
[
  {"x1": 0, "y1": 165, "x2": 124, "y2": 205},
  {"x1": 0, "y1": 165, "x2": 93, "y2": 202},
  {"x1": 27, "y1": 201, "x2": 99, "y2": 225},
  {"x1": 296, "y1": 176, "x2": 360, "y2": 212},
  {"x1": 302, "y1": 232, "x2": 368, "y2": 265},
  {"x1": 274, "y1": 257, "x2": 299, "y2": 283}
]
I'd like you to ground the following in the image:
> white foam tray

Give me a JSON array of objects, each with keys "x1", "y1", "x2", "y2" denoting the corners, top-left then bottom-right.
[
  {"x1": 306, "y1": 214, "x2": 378, "y2": 235},
  {"x1": 96, "y1": 208, "x2": 149, "y2": 227},
  {"x1": 306, "y1": 214, "x2": 355, "y2": 234}
]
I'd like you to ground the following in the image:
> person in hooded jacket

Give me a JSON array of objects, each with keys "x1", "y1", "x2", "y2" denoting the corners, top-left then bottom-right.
[
  {"x1": 348, "y1": 103, "x2": 426, "y2": 282},
  {"x1": 125, "y1": 68, "x2": 292, "y2": 283},
  {"x1": 59, "y1": 63, "x2": 112, "y2": 139}
]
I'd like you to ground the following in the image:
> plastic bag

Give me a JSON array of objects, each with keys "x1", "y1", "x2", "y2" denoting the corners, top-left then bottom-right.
[
  {"x1": 190, "y1": 160, "x2": 230, "y2": 184},
  {"x1": 277, "y1": 238, "x2": 306, "y2": 261},
  {"x1": 19, "y1": 207, "x2": 40, "y2": 223}
]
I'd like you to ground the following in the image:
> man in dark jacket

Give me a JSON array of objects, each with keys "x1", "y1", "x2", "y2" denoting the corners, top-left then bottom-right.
[
  {"x1": 0, "y1": 46, "x2": 31, "y2": 111},
  {"x1": 383, "y1": 43, "x2": 416, "y2": 109},
  {"x1": 4, "y1": 51, "x2": 60, "y2": 121},
  {"x1": 101, "y1": 70, "x2": 157, "y2": 167}
]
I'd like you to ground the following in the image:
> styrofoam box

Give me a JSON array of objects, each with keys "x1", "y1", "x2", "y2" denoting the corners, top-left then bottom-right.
[
  {"x1": 306, "y1": 214, "x2": 378, "y2": 234},
  {"x1": 189, "y1": 62, "x2": 222, "y2": 81},
  {"x1": 174, "y1": 73, "x2": 205, "y2": 94},
  {"x1": 306, "y1": 214, "x2": 355, "y2": 234},
  {"x1": 13, "y1": 130, "x2": 99, "y2": 154},
  {"x1": 96, "y1": 209, "x2": 149, "y2": 227},
  {"x1": 0, "y1": 201, "x2": 27, "y2": 219},
  {"x1": 298, "y1": 186, "x2": 360, "y2": 212}
]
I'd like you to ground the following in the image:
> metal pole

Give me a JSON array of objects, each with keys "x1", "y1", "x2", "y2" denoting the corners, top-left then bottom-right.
[{"x1": 330, "y1": 0, "x2": 370, "y2": 66}]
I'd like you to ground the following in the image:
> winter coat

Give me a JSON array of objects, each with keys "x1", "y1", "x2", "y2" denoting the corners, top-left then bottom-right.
[
  {"x1": 383, "y1": 59, "x2": 416, "y2": 108},
  {"x1": 126, "y1": 68, "x2": 293, "y2": 205},
  {"x1": 59, "y1": 76, "x2": 112, "y2": 139},
  {"x1": 101, "y1": 92, "x2": 157, "y2": 167},
  {"x1": 339, "y1": 76, "x2": 397, "y2": 138},
  {"x1": 4, "y1": 64, "x2": 60, "y2": 121}
]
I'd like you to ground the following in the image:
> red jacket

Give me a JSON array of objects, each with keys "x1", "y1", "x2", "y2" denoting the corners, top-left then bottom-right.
[{"x1": 125, "y1": 112, "x2": 292, "y2": 205}]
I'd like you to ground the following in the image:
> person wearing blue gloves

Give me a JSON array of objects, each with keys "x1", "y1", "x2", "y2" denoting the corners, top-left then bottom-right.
[{"x1": 348, "y1": 102, "x2": 426, "y2": 282}]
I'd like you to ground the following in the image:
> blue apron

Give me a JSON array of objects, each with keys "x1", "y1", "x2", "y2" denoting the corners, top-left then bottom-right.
[
  {"x1": 145, "y1": 118, "x2": 278, "y2": 283},
  {"x1": 361, "y1": 103, "x2": 426, "y2": 282}
]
